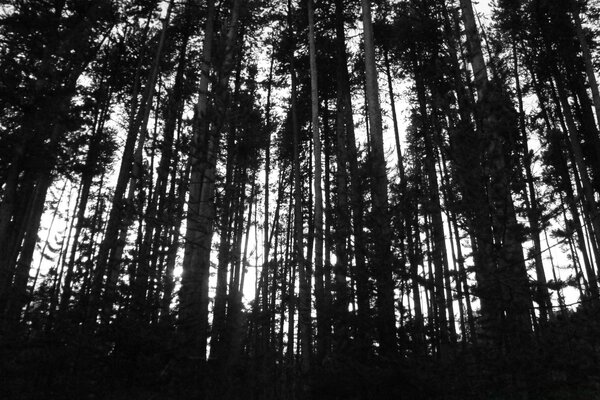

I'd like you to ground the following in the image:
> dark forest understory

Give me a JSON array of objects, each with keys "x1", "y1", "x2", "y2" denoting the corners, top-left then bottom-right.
[
  {"x1": 1, "y1": 0, "x2": 600, "y2": 399},
  {"x1": 3, "y1": 308, "x2": 600, "y2": 399}
]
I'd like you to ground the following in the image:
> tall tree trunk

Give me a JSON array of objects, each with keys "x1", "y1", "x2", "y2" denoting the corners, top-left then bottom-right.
[
  {"x1": 290, "y1": 31, "x2": 312, "y2": 377},
  {"x1": 307, "y1": 0, "x2": 326, "y2": 362},
  {"x1": 333, "y1": 0, "x2": 369, "y2": 348},
  {"x1": 262, "y1": 52, "x2": 275, "y2": 354},
  {"x1": 384, "y1": 49, "x2": 407, "y2": 256},
  {"x1": 182, "y1": 0, "x2": 242, "y2": 368},
  {"x1": 459, "y1": 0, "x2": 532, "y2": 342},
  {"x1": 136, "y1": 23, "x2": 190, "y2": 321},
  {"x1": 179, "y1": 0, "x2": 217, "y2": 361},
  {"x1": 160, "y1": 152, "x2": 189, "y2": 324},
  {"x1": 414, "y1": 55, "x2": 451, "y2": 346},
  {"x1": 438, "y1": 146, "x2": 477, "y2": 343},
  {"x1": 210, "y1": 59, "x2": 245, "y2": 362},
  {"x1": 360, "y1": 0, "x2": 396, "y2": 354},
  {"x1": 322, "y1": 102, "x2": 334, "y2": 355},
  {"x1": 512, "y1": 44, "x2": 552, "y2": 321}
]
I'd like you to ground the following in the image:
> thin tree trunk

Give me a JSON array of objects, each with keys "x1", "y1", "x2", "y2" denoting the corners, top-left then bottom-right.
[
  {"x1": 290, "y1": 24, "x2": 312, "y2": 375},
  {"x1": 512, "y1": 44, "x2": 552, "y2": 321},
  {"x1": 137, "y1": 23, "x2": 190, "y2": 321},
  {"x1": 59, "y1": 87, "x2": 112, "y2": 315},
  {"x1": 414, "y1": 56, "x2": 451, "y2": 346},
  {"x1": 307, "y1": 0, "x2": 326, "y2": 363},
  {"x1": 262, "y1": 51, "x2": 275, "y2": 353},
  {"x1": 211, "y1": 62, "x2": 245, "y2": 362}
]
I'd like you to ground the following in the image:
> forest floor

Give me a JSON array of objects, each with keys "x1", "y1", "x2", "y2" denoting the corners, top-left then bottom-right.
[{"x1": 2, "y1": 305, "x2": 600, "y2": 400}]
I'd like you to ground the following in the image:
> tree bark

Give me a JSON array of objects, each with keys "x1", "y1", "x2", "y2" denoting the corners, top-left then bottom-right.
[
  {"x1": 361, "y1": 0, "x2": 397, "y2": 354},
  {"x1": 512, "y1": 44, "x2": 552, "y2": 321},
  {"x1": 459, "y1": 0, "x2": 532, "y2": 342},
  {"x1": 307, "y1": 0, "x2": 326, "y2": 362},
  {"x1": 179, "y1": 0, "x2": 217, "y2": 361},
  {"x1": 290, "y1": 31, "x2": 312, "y2": 376}
]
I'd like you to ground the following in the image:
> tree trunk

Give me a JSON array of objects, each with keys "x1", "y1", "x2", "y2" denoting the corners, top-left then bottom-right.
[
  {"x1": 137, "y1": 22, "x2": 190, "y2": 321},
  {"x1": 179, "y1": 0, "x2": 217, "y2": 361},
  {"x1": 512, "y1": 44, "x2": 552, "y2": 321},
  {"x1": 360, "y1": 0, "x2": 396, "y2": 354},
  {"x1": 307, "y1": 0, "x2": 326, "y2": 362},
  {"x1": 414, "y1": 55, "x2": 451, "y2": 346},
  {"x1": 459, "y1": 0, "x2": 532, "y2": 342},
  {"x1": 333, "y1": 0, "x2": 370, "y2": 348},
  {"x1": 59, "y1": 86, "x2": 112, "y2": 315},
  {"x1": 210, "y1": 60, "x2": 245, "y2": 362},
  {"x1": 290, "y1": 28, "x2": 312, "y2": 376},
  {"x1": 261, "y1": 52, "x2": 275, "y2": 353}
]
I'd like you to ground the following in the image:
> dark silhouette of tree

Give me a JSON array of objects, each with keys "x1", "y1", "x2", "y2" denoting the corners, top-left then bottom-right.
[{"x1": 2, "y1": 1, "x2": 600, "y2": 399}]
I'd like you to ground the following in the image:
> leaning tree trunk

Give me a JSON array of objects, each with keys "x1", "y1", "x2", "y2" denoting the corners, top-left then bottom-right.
[
  {"x1": 89, "y1": 4, "x2": 172, "y2": 326},
  {"x1": 571, "y1": 0, "x2": 600, "y2": 129},
  {"x1": 136, "y1": 19, "x2": 190, "y2": 322},
  {"x1": 59, "y1": 85, "x2": 112, "y2": 315}
]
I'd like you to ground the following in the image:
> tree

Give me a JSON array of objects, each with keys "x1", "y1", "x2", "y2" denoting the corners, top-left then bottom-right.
[{"x1": 360, "y1": 0, "x2": 396, "y2": 355}]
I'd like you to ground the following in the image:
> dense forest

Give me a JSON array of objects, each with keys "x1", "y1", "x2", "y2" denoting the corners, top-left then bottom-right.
[{"x1": 1, "y1": 0, "x2": 600, "y2": 398}]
